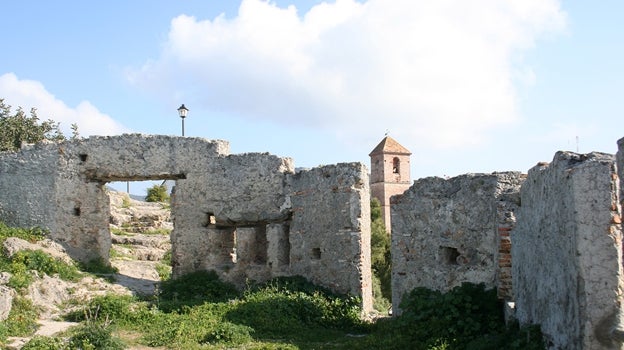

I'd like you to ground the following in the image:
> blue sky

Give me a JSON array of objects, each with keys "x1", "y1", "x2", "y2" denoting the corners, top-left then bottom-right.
[{"x1": 1, "y1": 1, "x2": 622, "y2": 195}]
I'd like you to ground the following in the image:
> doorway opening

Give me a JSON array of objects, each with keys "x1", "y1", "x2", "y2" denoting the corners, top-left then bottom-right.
[{"x1": 105, "y1": 178, "x2": 179, "y2": 295}]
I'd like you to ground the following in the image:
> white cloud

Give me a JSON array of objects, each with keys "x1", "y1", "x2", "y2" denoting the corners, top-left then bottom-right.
[
  {"x1": 128, "y1": 0, "x2": 566, "y2": 149},
  {"x1": 0, "y1": 73, "x2": 128, "y2": 137}
]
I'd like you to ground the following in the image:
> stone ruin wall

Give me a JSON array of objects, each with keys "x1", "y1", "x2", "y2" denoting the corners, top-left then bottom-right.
[
  {"x1": 390, "y1": 172, "x2": 524, "y2": 314},
  {"x1": 4, "y1": 133, "x2": 624, "y2": 348},
  {"x1": 0, "y1": 134, "x2": 372, "y2": 312},
  {"x1": 512, "y1": 151, "x2": 624, "y2": 350},
  {"x1": 391, "y1": 138, "x2": 624, "y2": 349}
]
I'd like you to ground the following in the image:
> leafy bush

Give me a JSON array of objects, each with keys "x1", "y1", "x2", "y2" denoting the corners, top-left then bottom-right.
[
  {"x1": 158, "y1": 270, "x2": 239, "y2": 310},
  {"x1": 65, "y1": 294, "x2": 138, "y2": 326},
  {"x1": 396, "y1": 283, "x2": 502, "y2": 346},
  {"x1": 11, "y1": 249, "x2": 80, "y2": 280},
  {"x1": 4, "y1": 249, "x2": 81, "y2": 290},
  {"x1": 226, "y1": 276, "x2": 365, "y2": 338},
  {"x1": 392, "y1": 283, "x2": 545, "y2": 350},
  {"x1": 68, "y1": 321, "x2": 125, "y2": 350},
  {"x1": 155, "y1": 262, "x2": 171, "y2": 281},
  {"x1": 3, "y1": 297, "x2": 39, "y2": 337},
  {"x1": 200, "y1": 321, "x2": 254, "y2": 345},
  {"x1": 21, "y1": 336, "x2": 67, "y2": 350},
  {"x1": 0, "y1": 98, "x2": 68, "y2": 152},
  {"x1": 146, "y1": 184, "x2": 169, "y2": 203}
]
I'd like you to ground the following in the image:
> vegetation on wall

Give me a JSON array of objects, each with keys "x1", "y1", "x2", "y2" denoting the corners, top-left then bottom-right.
[{"x1": 0, "y1": 98, "x2": 78, "y2": 152}]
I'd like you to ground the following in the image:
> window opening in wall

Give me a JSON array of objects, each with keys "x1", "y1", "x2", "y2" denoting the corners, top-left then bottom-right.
[
  {"x1": 203, "y1": 213, "x2": 216, "y2": 227},
  {"x1": 392, "y1": 157, "x2": 400, "y2": 174},
  {"x1": 79, "y1": 154, "x2": 88, "y2": 162},
  {"x1": 311, "y1": 247, "x2": 321, "y2": 260},
  {"x1": 73, "y1": 207, "x2": 81, "y2": 216},
  {"x1": 440, "y1": 246, "x2": 460, "y2": 265}
]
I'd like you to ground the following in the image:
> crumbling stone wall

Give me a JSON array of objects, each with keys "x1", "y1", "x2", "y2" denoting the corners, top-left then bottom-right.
[
  {"x1": 0, "y1": 135, "x2": 372, "y2": 311},
  {"x1": 618, "y1": 137, "x2": 624, "y2": 211},
  {"x1": 512, "y1": 151, "x2": 624, "y2": 350},
  {"x1": 390, "y1": 172, "x2": 524, "y2": 314},
  {"x1": 289, "y1": 163, "x2": 372, "y2": 311}
]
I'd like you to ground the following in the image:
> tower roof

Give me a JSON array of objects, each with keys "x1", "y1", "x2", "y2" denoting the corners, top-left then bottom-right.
[{"x1": 369, "y1": 136, "x2": 411, "y2": 156}]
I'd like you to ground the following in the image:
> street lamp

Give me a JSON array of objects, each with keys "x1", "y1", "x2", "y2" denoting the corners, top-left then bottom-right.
[{"x1": 177, "y1": 104, "x2": 189, "y2": 136}]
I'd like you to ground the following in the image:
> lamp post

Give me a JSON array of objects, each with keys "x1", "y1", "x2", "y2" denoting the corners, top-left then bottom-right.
[{"x1": 177, "y1": 104, "x2": 189, "y2": 136}]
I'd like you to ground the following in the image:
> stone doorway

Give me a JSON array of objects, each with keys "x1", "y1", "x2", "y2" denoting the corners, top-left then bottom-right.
[{"x1": 104, "y1": 179, "x2": 178, "y2": 295}]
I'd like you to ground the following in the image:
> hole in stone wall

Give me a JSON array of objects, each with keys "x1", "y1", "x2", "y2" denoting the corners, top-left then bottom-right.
[
  {"x1": 311, "y1": 247, "x2": 321, "y2": 260},
  {"x1": 440, "y1": 246, "x2": 460, "y2": 265},
  {"x1": 73, "y1": 207, "x2": 81, "y2": 216},
  {"x1": 203, "y1": 213, "x2": 216, "y2": 227},
  {"x1": 79, "y1": 154, "x2": 88, "y2": 162}
]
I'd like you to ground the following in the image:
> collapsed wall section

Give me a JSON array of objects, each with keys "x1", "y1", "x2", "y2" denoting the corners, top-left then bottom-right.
[
  {"x1": 390, "y1": 172, "x2": 524, "y2": 314},
  {"x1": 288, "y1": 163, "x2": 373, "y2": 312},
  {"x1": 512, "y1": 151, "x2": 623, "y2": 350}
]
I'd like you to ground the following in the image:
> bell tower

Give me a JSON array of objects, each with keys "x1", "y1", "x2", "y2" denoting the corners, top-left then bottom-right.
[{"x1": 369, "y1": 136, "x2": 412, "y2": 232}]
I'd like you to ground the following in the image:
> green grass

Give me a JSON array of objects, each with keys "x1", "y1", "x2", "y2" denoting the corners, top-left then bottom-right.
[
  {"x1": 143, "y1": 227, "x2": 171, "y2": 235},
  {"x1": 109, "y1": 227, "x2": 134, "y2": 236},
  {"x1": 0, "y1": 249, "x2": 81, "y2": 291},
  {"x1": 50, "y1": 275, "x2": 546, "y2": 350},
  {"x1": 0, "y1": 221, "x2": 46, "y2": 243},
  {"x1": 0, "y1": 297, "x2": 40, "y2": 340}
]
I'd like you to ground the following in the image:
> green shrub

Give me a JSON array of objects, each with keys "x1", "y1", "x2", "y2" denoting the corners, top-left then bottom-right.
[
  {"x1": 4, "y1": 297, "x2": 39, "y2": 337},
  {"x1": 146, "y1": 184, "x2": 169, "y2": 203},
  {"x1": 22, "y1": 336, "x2": 67, "y2": 350},
  {"x1": 158, "y1": 270, "x2": 239, "y2": 310},
  {"x1": 226, "y1": 276, "x2": 364, "y2": 338},
  {"x1": 200, "y1": 321, "x2": 254, "y2": 345},
  {"x1": 4, "y1": 249, "x2": 80, "y2": 290},
  {"x1": 68, "y1": 321, "x2": 125, "y2": 350},
  {"x1": 397, "y1": 283, "x2": 502, "y2": 347},
  {"x1": 0, "y1": 221, "x2": 46, "y2": 243},
  {"x1": 11, "y1": 249, "x2": 81, "y2": 281},
  {"x1": 65, "y1": 294, "x2": 138, "y2": 326},
  {"x1": 155, "y1": 262, "x2": 171, "y2": 281},
  {"x1": 393, "y1": 283, "x2": 545, "y2": 350}
]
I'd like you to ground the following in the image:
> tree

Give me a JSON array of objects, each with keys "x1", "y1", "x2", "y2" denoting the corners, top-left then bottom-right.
[
  {"x1": 371, "y1": 198, "x2": 392, "y2": 307},
  {"x1": 146, "y1": 184, "x2": 170, "y2": 203},
  {"x1": 0, "y1": 98, "x2": 70, "y2": 152}
]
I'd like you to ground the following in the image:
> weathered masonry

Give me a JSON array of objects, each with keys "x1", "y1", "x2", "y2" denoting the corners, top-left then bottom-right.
[
  {"x1": 512, "y1": 151, "x2": 624, "y2": 350},
  {"x1": 390, "y1": 172, "x2": 525, "y2": 313},
  {"x1": 0, "y1": 134, "x2": 372, "y2": 312},
  {"x1": 391, "y1": 138, "x2": 624, "y2": 350}
]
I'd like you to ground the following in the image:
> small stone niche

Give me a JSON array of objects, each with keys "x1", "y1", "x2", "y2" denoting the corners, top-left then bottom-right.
[
  {"x1": 440, "y1": 246, "x2": 459, "y2": 265},
  {"x1": 311, "y1": 247, "x2": 321, "y2": 260}
]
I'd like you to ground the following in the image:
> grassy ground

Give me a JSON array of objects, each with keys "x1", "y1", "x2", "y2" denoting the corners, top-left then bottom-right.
[{"x1": 11, "y1": 273, "x2": 545, "y2": 350}]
